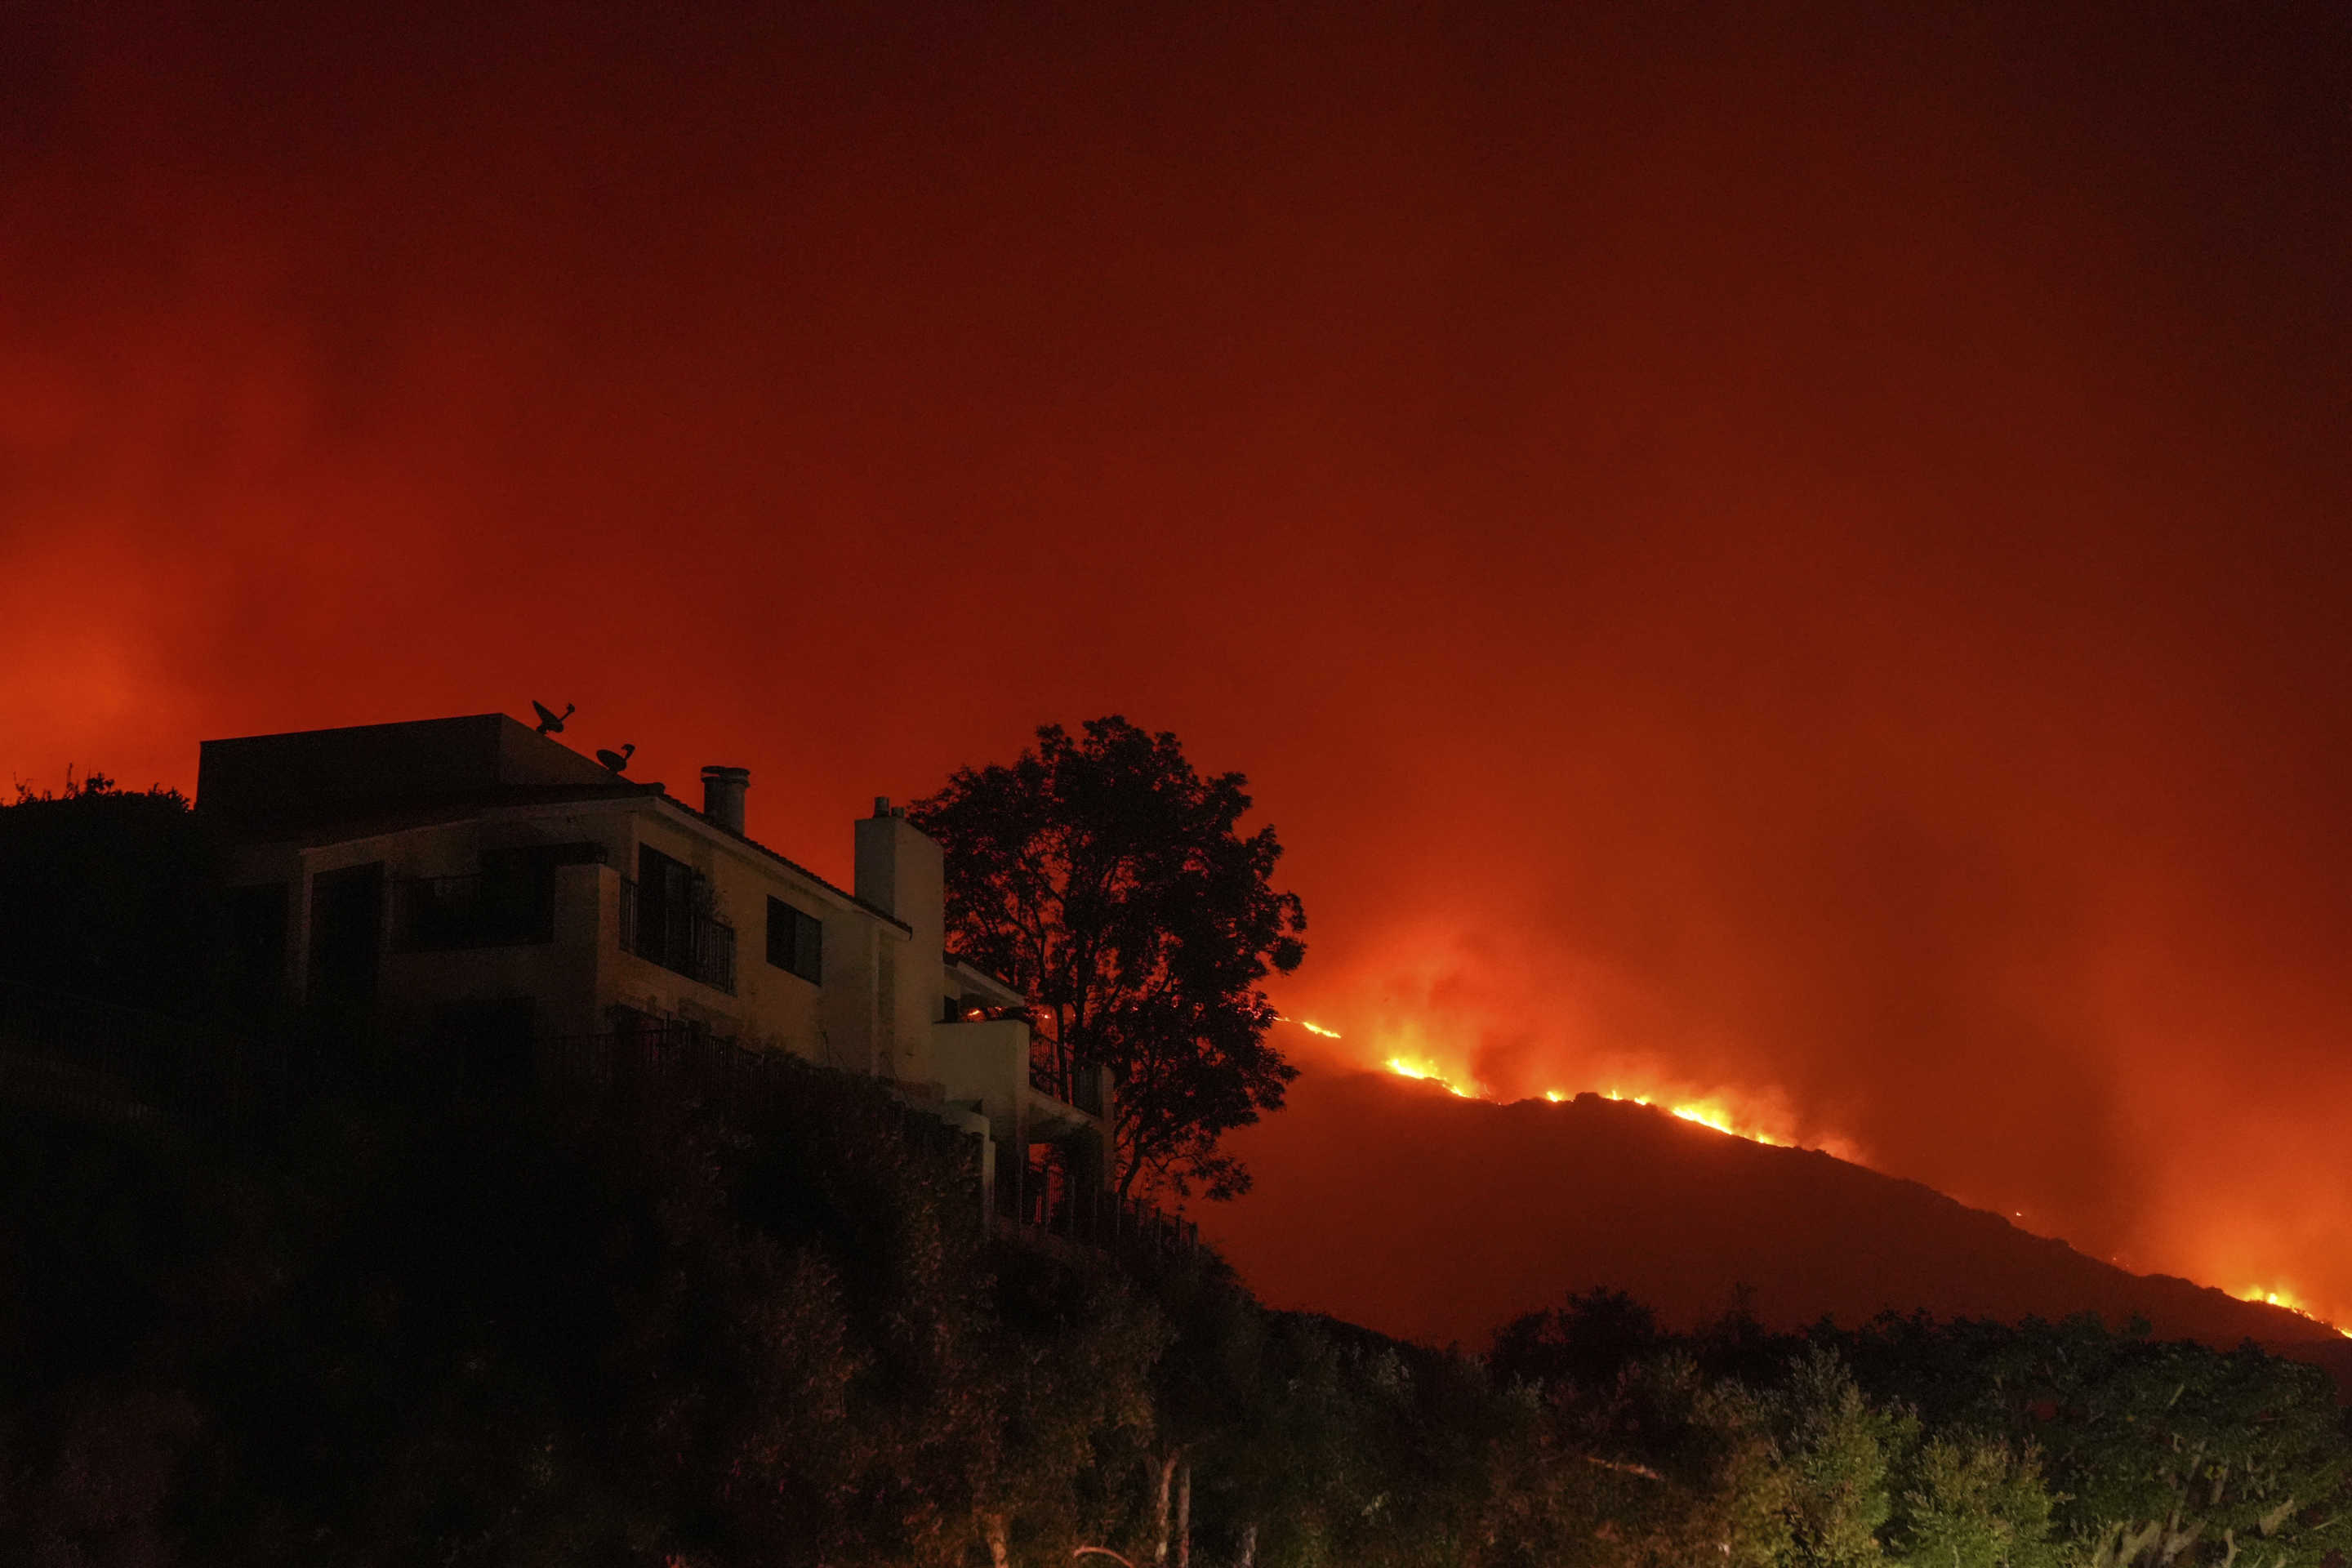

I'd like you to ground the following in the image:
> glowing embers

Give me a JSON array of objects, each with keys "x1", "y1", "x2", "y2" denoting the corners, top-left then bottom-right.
[
  {"x1": 2235, "y1": 1285, "x2": 2352, "y2": 1339},
  {"x1": 1298, "y1": 1020, "x2": 1342, "y2": 1038}
]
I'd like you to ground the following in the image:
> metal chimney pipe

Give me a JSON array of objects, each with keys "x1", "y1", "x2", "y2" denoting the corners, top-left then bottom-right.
[{"x1": 702, "y1": 766, "x2": 751, "y2": 835}]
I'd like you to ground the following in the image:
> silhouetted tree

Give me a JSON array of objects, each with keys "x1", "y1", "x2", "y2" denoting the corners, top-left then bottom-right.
[
  {"x1": 0, "y1": 772, "x2": 220, "y2": 1016},
  {"x1": 1492, "y1": 1287, "x2": 1665, "y2": 1395},
  {"x1": 911, "y1": 718, "x2": 1307, "y2": 1201}
]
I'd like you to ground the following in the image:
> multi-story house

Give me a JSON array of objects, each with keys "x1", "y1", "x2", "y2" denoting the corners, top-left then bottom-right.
[{"x1": 196, "y1": 712, "x2": 1110, "y2": 1221}]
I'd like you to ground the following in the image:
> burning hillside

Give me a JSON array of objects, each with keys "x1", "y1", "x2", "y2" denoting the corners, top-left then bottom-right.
[{"x1": 1200, "y1": 1064, "x2": 2351, "y2": 1361}]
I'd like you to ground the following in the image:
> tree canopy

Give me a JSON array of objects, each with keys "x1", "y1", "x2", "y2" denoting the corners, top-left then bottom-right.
[
  {"x1": 0, "y1": 772, "x2": 220, "y2": 1018},
  {"x1": 911, "y1": 717, "x2": 1307, "y2": 1202}
]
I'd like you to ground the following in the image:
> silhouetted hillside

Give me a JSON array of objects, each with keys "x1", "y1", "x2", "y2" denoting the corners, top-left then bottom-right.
[{"x1": 1201, "y1": 1070, "x2": 2341, "y2": 1359}]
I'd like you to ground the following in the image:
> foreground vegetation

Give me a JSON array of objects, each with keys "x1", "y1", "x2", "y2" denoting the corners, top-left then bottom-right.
[{"x1": 2, "y1": 1055, "x2": 2346, "y2": 1568}]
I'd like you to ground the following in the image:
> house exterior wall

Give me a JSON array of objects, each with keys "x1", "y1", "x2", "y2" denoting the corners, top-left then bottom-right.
[
  {"x1": 199, "y1": 713, "x2": 1111, "y2": 1196},
  {"x1": 933, "y1": 1018, "x2": 1033, "y2": 1148},
  {"x1": 854, "y1": 808, "x2": 946, "y2": 1087}
]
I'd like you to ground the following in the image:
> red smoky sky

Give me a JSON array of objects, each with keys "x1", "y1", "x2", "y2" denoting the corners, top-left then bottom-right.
[{"x1": 4, "y1": 4, "x2": 2348, "y2": 1322}]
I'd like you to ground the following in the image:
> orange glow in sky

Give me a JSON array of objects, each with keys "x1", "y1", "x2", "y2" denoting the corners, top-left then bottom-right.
[{"x1": 5, "y1": 0, "x2": 2348, "y2": 1359}]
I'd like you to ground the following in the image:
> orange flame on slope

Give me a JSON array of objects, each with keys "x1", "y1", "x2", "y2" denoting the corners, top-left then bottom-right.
[
  {"x1": 1369, "y1": 1059, "x2": 2346, "y2": 1330},
  {"x1": 1363, "y1": 1045, "x2": 2348, "y2": 1333},
  {"x1": 1374, "y1": 1057, "x2": 1807, "y2": 1148},
  {"x1": 1594, "y1": 1088, "x2": 1785, "y2": 1146},
  {"x1": 1673, "y1": 1103, "x2": 1779, "y2": 1143},
  {"x1": 1385, "y1": 1055, "x2": 1474, "y2": 1097},
  {"x1": 2235, "y1": 1285, "x2": 2352, "y2": 1339}
]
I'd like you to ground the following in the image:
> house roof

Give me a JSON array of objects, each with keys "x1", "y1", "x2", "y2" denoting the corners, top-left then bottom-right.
[
  {"x1": 644, "y1": 786, "x2": 911, "y2": 935},
  {"x1": 198, "y1": 713, "x2": 648, "y2": 835},
  {"x1": 198, "y1": 712, "x2": 913, "y2": 934}
]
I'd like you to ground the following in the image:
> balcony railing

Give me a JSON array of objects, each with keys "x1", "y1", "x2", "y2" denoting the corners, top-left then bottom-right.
[
  {"x1": 993, "y1": 1148, "x2": 1196, "y2": 1258},
  {"x1": 1027, "y1": 1055, "x2": 1107, "y2": 1119},
  {"x1": 0, "y1": 978, "x2": 265, "y2": 1124},
  {"x1": 394, "y1": 871, "x2": 555, "y2": 951},
  {"x1": 0, "y1": 978, "x2": 1198, "y2": 1262},
  {"x1": 618, "y1": 878, "x2": 737, "y2": 995}
]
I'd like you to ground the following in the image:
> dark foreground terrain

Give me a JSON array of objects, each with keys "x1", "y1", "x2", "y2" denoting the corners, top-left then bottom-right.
[{"x1": 4, "y1": 1059, "x2": 2350, "y2": 1568}]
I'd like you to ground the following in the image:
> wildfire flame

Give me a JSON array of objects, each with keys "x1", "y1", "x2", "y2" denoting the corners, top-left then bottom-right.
[
  {"x1": 2236, "y1": 1285, "x2": 2352, "y2": 1339},
  {"x1": 1299, "y1": 1020, "x2": 1342, "y2": 1038},
  {"x1": 1385, "y1": 1055, "x2": 1475, "y2": 1097},
  {"x1": 1375, "y1": 1057, "x2": 1803, "y2": 1146},
  {"x1": 1597, "y1": 1089, "x2": 1784, "y2": 1146},
  {"x1": 1368, "y1": 1052, "x2": 2350, "y2": 1338}
]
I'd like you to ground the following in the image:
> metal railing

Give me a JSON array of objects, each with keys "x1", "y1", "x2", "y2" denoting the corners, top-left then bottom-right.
[
  {"x1": 994, "y1": 1155, "x2": 1199, "y2": 1258},
  {"x1": 544, "y1": 1022, "x2": 1190, "y2": 1258},
  {"x1": 393, "y1": 871, "x2": 555, "y2": 951},
  {"x1": 617, "y1": 878, "x2": 736, "y2": 994},
  {"x1": 0, "y1": 978, "x2": 269, "y2": 1124},
  {"x1": 1068, "y1": 1061, "x2": 1106, "y2": 1118},
  {"x1": 1027, "y1": 1054, "x2": 1107, "y2": 1119},
  {"x1": 535, "y1": 1022, "x2": 983, "y2": 1169},
  {"x1": 0, "y1": 976, "x2": 1200, "y2": 1264}
]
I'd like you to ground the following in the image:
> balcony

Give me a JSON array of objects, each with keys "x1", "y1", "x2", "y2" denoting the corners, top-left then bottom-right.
[
  {"x1": 618, "y1": 877, "x2": 736, "y2": 995},
  {"x1": 1029, "y1": 1057, "x2": 1106, "y2": 1119},
  {"x1": 393, "y1": 871, "x2": 555, "y2": 951}
]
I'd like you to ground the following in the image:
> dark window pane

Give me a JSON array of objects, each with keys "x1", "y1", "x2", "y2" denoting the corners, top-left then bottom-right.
[
  {"x1": 224, "y1": 882, "x2": 288, "y2": 1014},
  {"x1": 765, "y1": 895, "x2": 822, "y2": 983},
  {"x1": 637, "y1": 845, "x2": 692, "y2": 969},
  {"x1": 797, "y1": 908, "x2": 822, "y2": 983},
  {"x1": 309, "y1": 862, "x2": 383, "y2": 1009}
]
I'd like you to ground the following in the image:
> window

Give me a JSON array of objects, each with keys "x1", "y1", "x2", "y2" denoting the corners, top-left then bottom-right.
[
  {"x1": 309, "y1": 862, "x2": 384, "y2": 1009},
  {"x1": 635, "y1": 844, "x2": 696, "y2": 960},
  {"x1": 766, "y1": 895, "x2": 822, "y2": 983},
  {"x1": 224, "y1": 883, "x2": 288, "y2": 1013},
  {"x1": 625, "y1": 845, "x2": 735, "y2": 993}
]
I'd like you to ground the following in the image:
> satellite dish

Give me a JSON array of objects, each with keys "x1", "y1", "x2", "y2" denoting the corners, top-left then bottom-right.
[
  {"x1": 596, "y1": 742, "x2": 635, "y2": 773},
  {"x1": 532, "y1": 700, "x2": 575, "y2": 735}
]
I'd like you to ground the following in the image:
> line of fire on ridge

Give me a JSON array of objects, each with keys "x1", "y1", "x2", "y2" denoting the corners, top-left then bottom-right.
[
  {"x1": 1379, "y1": 1054, "x2": 1780, "y2": 1145},
  {"x1": 1281, "y1": 1021, "x2": 2352, "y2": 1337},
  {"x1": 1370, "y1": 1058, "x2": 2352, "y2": 1341}
]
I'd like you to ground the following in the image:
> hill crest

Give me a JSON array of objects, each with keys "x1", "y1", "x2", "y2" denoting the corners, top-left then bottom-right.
[{"x1": 1199, "y1": 1068, "x2": 2344, "y2": 1358}]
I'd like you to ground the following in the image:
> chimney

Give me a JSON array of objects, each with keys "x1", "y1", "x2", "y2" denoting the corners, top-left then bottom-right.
[
  {"x1": 701, "y1": 765, "x2": 750, "y2": 835},
  {"x1": 855, "y1": 799, "x2": 942, "y2": 931}
]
